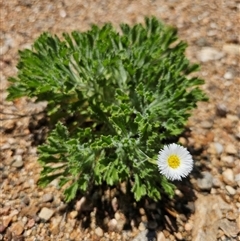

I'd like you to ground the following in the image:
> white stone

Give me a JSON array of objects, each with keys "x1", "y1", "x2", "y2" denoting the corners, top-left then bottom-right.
[
  {"x1": 222, "y1": 169, "x2": 235, "y2": 185},
  {"x1": 224, "y1": 71, "x2": 233, "y2": 80},
  {"x1": 197, "y1": 171, "x2": 213, "y2": 191},
  {"x1": 12, "y1": 155, "x2": 23, "y2": 168},
  {"x1": 108, "y1": 218, "x2": 117, "y2": 231},
  {"x1": 59, "y1": 9, "x2": 67, "y2": 18},
  {"x1": 214, "y1": 142, "x2": 224, "y2": 154},
  {"x1": 225, "y1": 185, "x2": 236, "y2": 195},
  {"x1": 38, "y1": 207, "x2": 54, "y2": 221},
  {"x1": 95, "y1": 227, "x2": 103, "y2": 237},
  {"x1": 197, "y1": 47, "x2": 225, "y2": 62}
]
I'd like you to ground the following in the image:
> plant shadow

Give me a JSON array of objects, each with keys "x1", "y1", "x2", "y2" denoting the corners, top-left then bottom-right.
[
  {"x1": 27, "y1": 114, "x2": 204, "y2": 240},
  {"x1": 63, "y1": 175, "x2": 197, "y2": 240}
]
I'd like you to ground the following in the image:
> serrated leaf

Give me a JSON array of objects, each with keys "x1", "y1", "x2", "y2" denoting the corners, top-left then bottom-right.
[
  {"x1": 38, "y1": 173, "x2": 64, "y2": 187},
  {"x1": 64, "y1": 182, "x2": 79, "y2": 203}
]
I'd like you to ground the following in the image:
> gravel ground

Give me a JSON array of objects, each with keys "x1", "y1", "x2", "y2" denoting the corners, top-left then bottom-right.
[{"x1": 0, "y1": 1, "x2": 240, "y2": 241}]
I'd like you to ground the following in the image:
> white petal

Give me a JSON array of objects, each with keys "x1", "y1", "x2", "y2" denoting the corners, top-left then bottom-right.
[{"x1": 157, "y1": 143, "x2": 193, "y2": 181}]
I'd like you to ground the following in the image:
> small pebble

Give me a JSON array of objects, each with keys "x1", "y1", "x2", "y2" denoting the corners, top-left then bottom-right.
[
  {"x1": 95, "y1": 227, "x2": 103, "y2": 237},
  {"x1": 214, "y1": 142, "x2": 224, "y2": 154},
  {"x1": 212, "y1": 177, "x2": 222, "y2": 188},
  {"x1": 178, "y1": 214, "x2": 187, "y2": 222},
  {"x1": 225, "y1": 185, "x2": 236, "y2": 195},
  {"x1": 174, "y1": 232, "x2": 183, "y2": 240},
  {"x1": 49, "y1": 179, "x2": 59, "y2": 188},
  {"x1": 222, "y1": 169, "x2": 235, "y2": 186},
  {"x1": 223, "y1": 71, "x2": 233, "y2": 80},
  {"x1": 138, "y1": 222, "x2": 146, "y2": 231},
  {"x1": 59, "y1": 9, "x2": 67, "y2": 18},
  {"x1": 12, "y1": 156, "x2": 23, "y2": 168},
  {"x1": 225, "y1": 144, "x2": 237, "y2": 155},
  {"x1": 21, "y1": 195, "x2": 30, "y2": 206},
  {"x1": 185, "y1": 221, "x2": 193, "y2": 231},
  {"x1": 223, "y1": 44, "x2": 240, "y2": 55},
  {"x1": 3, "y1": 216, "x2": 12, "y2": 227},
  {"x1": 15, "y1": 149, "x2": 24, "y2": 155},
  {"x1": 139, "y1": 208, "x2": 146, "y2": 215},
  {"x1": 114, "y1": 212, "x2": 121, "y2": 221},
  {"x1": 197, "y1": 47, "x2": 225, "y2": 62},
  {"x1": 111, "y1": 197, "x2": 118, "y2": 212},
  {"x1": 132, "y1": 229, "x2": 149, "y2": 241},
  {"x1": 197, "y1": 171, "x2": 213, "y2": 191},
  {"x1": 49, "y1": 217, "x2": 62, "y2": 235},
  {"x1": 175, "y1": 189, "x2": 184, "y2": 198},
  {"x1": 178, "y1": 137, "x2": 187, "y2": 146},
  {"x1": 10, "y1": 222, "x2": 24, "y2": 236},
  {"x1": 108, "y1": 218, "x2": 117, "y2": 231},
  {"x1": 226, "y1": 210, "x2": 238, "y2": 221},
  {"x1": 216, "y1": 103, "x2": 227, "y2": 117},
  {"x1": 226, "y1": 114, "x2": 239, "y2": 122},
  {"x1": 75, "y1": 197, "x2": 86, "y2": 212},
  {"x1": 21, "y1": 216, "x2": 28, "y2": 225},
  {"x1": 69, "y1": 230, "x2": 78, "y2": 240},
  {"x1": 57, "y1": 204, "x2": 67, "y2": 212},
  {"x1": 38, "y1": 207, "x2": 54, "y2": 221},
  {"x1": 221, "y1": 155, "x2": 234, "y2": 167},
  {"x1": 69, "y1": 211, "x2": 78, "y2": 219},
  {"x1": 25, "y1": 229, "x2": 32, "y2": 237},
  {"x1": 42, "y1": 193, "x2": 54, "y2": 203},
  {"x1": 201, "y1": 120, "x2": 213, "y2": 129},
  {"x1": 27, "y1": 219, "x2": 35, "y2": 228},
  {"x1": 141, "y1": 215, "x2": 148, "y2": 222}
]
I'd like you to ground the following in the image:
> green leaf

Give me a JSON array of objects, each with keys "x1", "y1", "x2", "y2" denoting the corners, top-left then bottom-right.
[
  {"x1": 64, "y1": 182, "x2": 79, "y2": 203},
  {"x1": 161, "y1": 176, "x2": 175, "y2": 198},
  {"x1": 131, "y1": 174, "x2": 147, "y2": 201},
  {"x1": 38, "y1": 173, "x2": 64, "y2": 187}
]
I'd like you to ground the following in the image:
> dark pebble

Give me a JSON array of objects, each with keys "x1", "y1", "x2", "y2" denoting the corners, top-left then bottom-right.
[
  {"x1": 22, "y1": 195, "x2": 30, "y2": 206},
  {"x1": 12, "y1": 235, "x2": 24, "y2": 241},
  {"x1": 184, "y1": 202, "x2": 195, "y2": 213},
  {"x1": 216, "y1": 103, "x2": 227, "y2": 117},
  {"x1": 0, "y1": 225, "x2": 7, "y2": 233}
]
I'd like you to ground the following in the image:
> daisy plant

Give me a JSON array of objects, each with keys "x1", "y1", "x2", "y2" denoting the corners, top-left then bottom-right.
[{"x1": 7, "y1": 17, "x2": 207, "y2": 202}]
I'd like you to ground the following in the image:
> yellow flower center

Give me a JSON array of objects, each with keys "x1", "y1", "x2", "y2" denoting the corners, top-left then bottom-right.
[{"x1": 167, "y1": 155, "x2": 180, "y2": 169}]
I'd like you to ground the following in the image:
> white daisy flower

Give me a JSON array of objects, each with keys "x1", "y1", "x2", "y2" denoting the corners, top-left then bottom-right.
[{"x1": 157, "y1": 143, "x2": 193, "y2": 181}]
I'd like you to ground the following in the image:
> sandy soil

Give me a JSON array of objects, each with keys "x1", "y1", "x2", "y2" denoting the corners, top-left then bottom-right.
[{"x1": 0, "y1": 1, "x2": 240, "y2": 241}]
